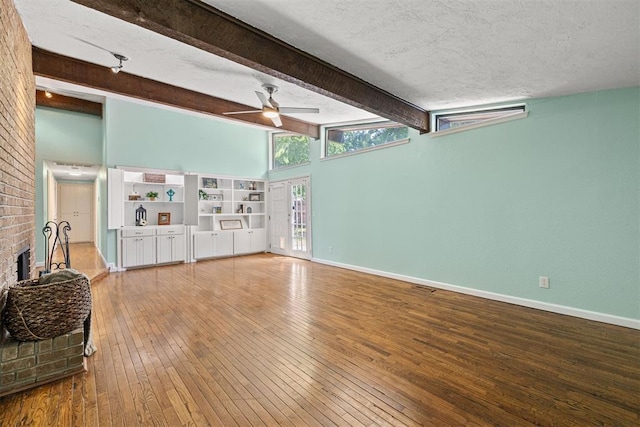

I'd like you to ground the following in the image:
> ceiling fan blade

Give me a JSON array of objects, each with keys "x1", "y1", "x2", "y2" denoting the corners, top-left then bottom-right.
[
  {"x1": 271, "y1": 115, "x2": 283, "y2": 127},
  {"x1": 255, "y1": 91, "x2": 272, "y2": 108},
  {"x1": 268, "y1": 96, "x2": 279, "y2": 109},
  {"x1": 278, "y1": 107, "x2": 320, "y2": 114},
  {"x1": 223, "y1": 110, "x2": 263, "y2": 115}
]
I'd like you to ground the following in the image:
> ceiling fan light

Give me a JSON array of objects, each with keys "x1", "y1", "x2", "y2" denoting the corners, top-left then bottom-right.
[{"x1": 263, "y1": 109, "x2": 279, "y2": 118}]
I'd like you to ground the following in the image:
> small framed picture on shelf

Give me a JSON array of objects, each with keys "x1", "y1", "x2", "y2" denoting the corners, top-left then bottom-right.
[
  {"x1": 202, "y1": 177, "x2": 217, "y2": 188},
  {"x1": 158, "y1": 212, "x2": 171, "y2": 225},
  {"x1": 213, "y1": 207, "x2": 222, "y2": 214},
  {"x1": 220, "y1": 219, "x2": 243, "y2": 230},
  {"x1": 249, "y1": 193, "x2": 261, "y2": 201}
]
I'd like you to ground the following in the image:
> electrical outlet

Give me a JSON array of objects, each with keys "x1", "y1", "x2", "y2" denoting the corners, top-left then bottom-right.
[{"x1": 539, "y1": 276, "x2": 550, "y2": 289}]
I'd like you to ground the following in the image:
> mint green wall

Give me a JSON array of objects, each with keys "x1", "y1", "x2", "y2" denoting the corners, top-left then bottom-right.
[
  {"x1": 36, "y1": 89, "x2": 638, "y2": 321},
  {"x1": 269, "y1": 87, "x2": 640, "y2": 321},
  {"x1": 35, "y1": 107, "x2": 103, "y2": 263},
  {"x1": 104, "y1": 99, "x2": 268, "y2": 176},
  {"x1": 103, "y1": 99, "x2": 269, "y2": 263}
]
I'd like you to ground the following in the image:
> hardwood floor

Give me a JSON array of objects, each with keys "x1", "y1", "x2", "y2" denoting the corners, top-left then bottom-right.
[
  {"x1": 2, "y1": 254, "x2": 639, "y2": 426},
  {"x1": 45, "y1": 242, "x2": 110, "y2": 283}
]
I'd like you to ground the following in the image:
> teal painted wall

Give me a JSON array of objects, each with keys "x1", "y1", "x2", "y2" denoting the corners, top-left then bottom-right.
[
  {"x1": 103, "y1": 99, "x2": 269, "y2": 263},
  {"x1": 269, "y1": 87, "x2": 640, "y2": 321},
  {"x1": 104, "y1": 99, "x2": 268, "y2": 176},
  {"x1": 35, "y1": 107, "x2": 104, "y2": 263}
]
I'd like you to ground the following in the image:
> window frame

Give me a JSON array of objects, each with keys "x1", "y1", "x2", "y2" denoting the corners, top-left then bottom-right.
[
  {"x1": 321, "y1": 120, "x2": 410, "y2": 160},
  {"x1": 431, "y1": 104, "x2": 527, "y2": 136},
  {"x1": 270, "y1": 132, "x2": 312, "y2": 171}
]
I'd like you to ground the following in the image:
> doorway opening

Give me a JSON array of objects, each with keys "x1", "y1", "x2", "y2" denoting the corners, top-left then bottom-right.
[{"x1": 269, "y1": 176, "x2": 312, "y2": 260}]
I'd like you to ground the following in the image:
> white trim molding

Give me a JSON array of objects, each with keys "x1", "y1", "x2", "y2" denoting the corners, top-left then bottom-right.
[{"x1": 312, "y1": 257, "x2": 640, "y2": 330}]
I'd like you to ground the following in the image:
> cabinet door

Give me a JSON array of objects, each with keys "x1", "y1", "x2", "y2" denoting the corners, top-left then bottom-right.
[
  {"x1": 216, "y1": 232, "x2": 234, "y2": 256},
  {"x1": 234, "y1": 229, "x2": 266, "y2": 254},
  {"x1": 58, "y1": 183, "x2": 93, "y2": 242},
  {"x1": 233, "y1": 230, "x2": 251, "y2": 254},
  {"x1": 123, "y1": 236, "x2": 156, "y2": 267},
  {"x1": 157, "y1": 235, "x2": 173, "y2": 263},
  {"x1": 194, "y1": 232, "x2": 233, "y2": 258},
  {"x1": 122, "y1": 237, "x2": 138, "y2": 268},
  {"x1": 172, "y1": 235, "x2": 186, "y2": 262},
  {"x1": 140, "y1": 236, "x2": 156, "y2": 265},
  {"x1": 250, "y1": 229, "x2": 267, "y2": 252},
  {"x1": 194, "y1": 233, "x2": 214, "y2": 259}
]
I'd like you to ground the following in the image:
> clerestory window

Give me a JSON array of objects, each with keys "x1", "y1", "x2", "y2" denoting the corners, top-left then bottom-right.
[
  {"x1": 271, "y1": 133, "x2": 311, "y2": 170},
  {"x1": 324, "y1": 121, "x2": 409, "y2": 158}
]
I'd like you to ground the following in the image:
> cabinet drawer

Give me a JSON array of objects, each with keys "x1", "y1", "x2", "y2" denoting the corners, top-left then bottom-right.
[
  {"x1": 156, "y1": 225, "x2": 184, "y2": 236},
  {"x1": 122, "y1": 228, "x2": 155, "y2": 237}
]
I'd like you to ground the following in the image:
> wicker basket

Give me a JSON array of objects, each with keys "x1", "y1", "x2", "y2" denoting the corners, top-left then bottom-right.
[{"x1": 3, "y1": 274, "x2": 92, "y2": 341}]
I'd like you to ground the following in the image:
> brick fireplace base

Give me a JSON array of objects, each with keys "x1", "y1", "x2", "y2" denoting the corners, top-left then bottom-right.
[{"x1": 0, "y1": 328, "x2": 86, "y2": 397}]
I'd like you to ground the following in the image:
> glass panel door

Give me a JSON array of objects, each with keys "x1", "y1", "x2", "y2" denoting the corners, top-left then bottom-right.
[
  {"x1": 268, "y1": 177, "x2": 311, "y2": 259},
  {"x1": 290, "y1": 180, "x2": 308, "y2": 257}
]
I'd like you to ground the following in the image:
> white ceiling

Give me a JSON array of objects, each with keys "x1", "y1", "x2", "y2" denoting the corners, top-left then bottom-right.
[
  {"x1": 15, "y1": 0, "x2": 640, "y2": 125},
  {"x1": 45, "y1": 160, "x2": 102, "y2": 181}
]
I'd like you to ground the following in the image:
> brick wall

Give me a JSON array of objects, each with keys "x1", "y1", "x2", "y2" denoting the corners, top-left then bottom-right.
[{"x1": 0, "y1": 0, "x2": 36, "y2": 305}]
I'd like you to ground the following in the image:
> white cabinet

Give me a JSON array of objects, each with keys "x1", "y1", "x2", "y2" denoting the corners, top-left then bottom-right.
[
  {"x1": 157, "y1": 226, "x2": 186, "y2": 263},
  {"x1": 194, "y1": 231, "x2": 234, "y2": 259},
  {"x1": 58, "y1": 183, "x2": 93, "y2": 242},
  {"x1": 120, "y1": 225, "x2": 186, "y2": 268},
  {"x1": 122, "y1": 228, "x2": 156, "y2": 268},
  {"x1": 188, "y1": 174, "x2": 267, "y2": 260},
  {"x1": 234, "y1": 229, "x2": 267, "y2": 255}
]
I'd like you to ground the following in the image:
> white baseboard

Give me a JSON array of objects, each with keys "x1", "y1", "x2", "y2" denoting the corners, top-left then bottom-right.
[
  {"x1": 311, "y1": 257, "x2": 640, "y2": 330},
  {"x1": 107, "y1": 263, "x2": 125, "y2": 272}
]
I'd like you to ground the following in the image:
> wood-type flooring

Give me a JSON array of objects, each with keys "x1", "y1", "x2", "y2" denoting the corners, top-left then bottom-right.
[{"x1": 1, "y1": 253, "x2": 638, "y2": 426}]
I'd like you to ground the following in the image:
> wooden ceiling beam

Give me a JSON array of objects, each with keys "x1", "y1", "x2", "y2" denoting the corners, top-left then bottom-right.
[
  {"x1": 69, "y1": 0, "x2": 430, "y2": 133},
  {"x1": 36, "y1": 90, "x2": 103, "y2": 117},
  {"x1": 32, "y1": 47, "x2": 320, "y2": 138}
]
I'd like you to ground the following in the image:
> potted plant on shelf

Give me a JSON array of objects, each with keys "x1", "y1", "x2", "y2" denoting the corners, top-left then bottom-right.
[{"x1": 146, "y1": 191, "x2": 159, "y2": 201}]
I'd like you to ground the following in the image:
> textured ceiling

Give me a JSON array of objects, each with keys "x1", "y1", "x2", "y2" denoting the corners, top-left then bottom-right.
[
  {"x1": 206, "y1": 0, "x2": 640, "y2": 110},
  {"x1": 15, "y1": 0, "x2": 640, "y2": 127}
]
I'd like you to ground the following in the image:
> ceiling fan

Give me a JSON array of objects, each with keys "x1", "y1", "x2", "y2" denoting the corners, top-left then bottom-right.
[{"x1": 223, "y1": 84, "x2": 319, "y2": 127}]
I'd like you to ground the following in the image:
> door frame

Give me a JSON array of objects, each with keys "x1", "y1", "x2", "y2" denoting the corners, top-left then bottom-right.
[{"x1": 268, "y1": 175, "x2": 312, "y2": 260}]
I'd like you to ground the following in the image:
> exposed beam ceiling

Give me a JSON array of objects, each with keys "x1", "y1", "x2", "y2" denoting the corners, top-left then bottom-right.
[
  {"x1": 69, "y1": 0, "x2": 430, "y2": 133},
  {"x1": 33, "y1": 47, "x2": 320, "y2": 138},
  {"x1": 36, "y1": 90, "x2": 103, "y2": 117}
]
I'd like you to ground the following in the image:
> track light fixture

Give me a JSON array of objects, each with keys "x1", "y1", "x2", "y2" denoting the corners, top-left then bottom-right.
[
  {"x1": 110, "y1": 53, "x2": 129, "y2": 74},
  {"x1": 44, "y1": 90, "x2": 52, "y2": 98}
]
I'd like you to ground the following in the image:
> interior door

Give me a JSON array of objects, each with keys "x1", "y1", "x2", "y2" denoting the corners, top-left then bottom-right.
[
  {"x1": 58, "y1": 183, "x2": 93, "y2": 242},
  {"x1": 268, "y1": 177, "x2": 311, "y2": 259},
  {"x1": 269, "y1": 181, "x2": 288, "y2": 256}
]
